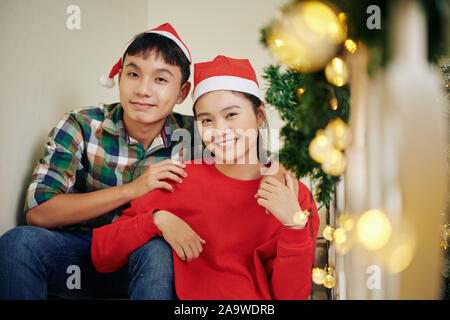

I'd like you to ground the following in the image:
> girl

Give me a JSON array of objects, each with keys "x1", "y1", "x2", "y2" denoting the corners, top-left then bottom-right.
[{"x1": 91, "y1": 55, "x2": 320, "y2": 299}]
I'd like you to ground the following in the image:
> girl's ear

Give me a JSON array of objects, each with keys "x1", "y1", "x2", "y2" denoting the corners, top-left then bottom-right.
[{"x1": 257, "y1": 102, "x2": 266, "y2": 127}]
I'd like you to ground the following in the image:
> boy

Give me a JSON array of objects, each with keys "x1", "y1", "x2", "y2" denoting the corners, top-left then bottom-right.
[{"x1": 0, "y1": 23, "x2": 193, "y2": 299}]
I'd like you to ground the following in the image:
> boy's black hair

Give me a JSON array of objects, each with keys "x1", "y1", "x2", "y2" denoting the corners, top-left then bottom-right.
[{"x1": 123, "y1": 32, "x2": 190, "y2": 85}]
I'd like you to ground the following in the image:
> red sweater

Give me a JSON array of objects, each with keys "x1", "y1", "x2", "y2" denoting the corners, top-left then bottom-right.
[{"x1": 91, "y1": 162, "x2": 319, "y2": 300}]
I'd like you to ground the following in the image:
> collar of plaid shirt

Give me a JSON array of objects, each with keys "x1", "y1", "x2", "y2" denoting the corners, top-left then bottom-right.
[{"x1": 101, "y1": 103, "x2": 173, "y2": 152}]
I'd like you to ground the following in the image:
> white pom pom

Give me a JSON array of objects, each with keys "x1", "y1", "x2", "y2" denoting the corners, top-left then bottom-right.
[{"x1": 100, "y1": 75, "x2": 115, "y2": 88}]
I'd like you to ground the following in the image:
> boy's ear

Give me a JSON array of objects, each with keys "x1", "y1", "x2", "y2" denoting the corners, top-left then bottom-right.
[
  {"x1": 176, "y1": 81, "x2": 192, "y2": 104},
  {"x1": 118, "y1": 69, "x2": 122, "y2": 85}
]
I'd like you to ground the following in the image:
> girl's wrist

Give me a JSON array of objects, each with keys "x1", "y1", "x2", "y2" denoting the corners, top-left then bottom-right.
[{"x1": 283, "y1": 209, "x2": 309, "y2": 229}]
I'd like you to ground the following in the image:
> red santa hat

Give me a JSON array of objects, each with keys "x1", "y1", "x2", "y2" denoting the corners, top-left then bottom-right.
[
  {"x1": 100, "y1": 23, "x2": 192, "y2": 88},
  {"x1": 192, "y1": 55, "x2": 260, "y2": 104}
]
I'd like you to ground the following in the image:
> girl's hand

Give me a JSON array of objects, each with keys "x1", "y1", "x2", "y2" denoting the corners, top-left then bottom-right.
[
  {"x1": 255, "y1": 173, "x2": 306, "y2": 229},
  {"x1": 153, "y1": 210, "x2": 206, "y2": 262}
]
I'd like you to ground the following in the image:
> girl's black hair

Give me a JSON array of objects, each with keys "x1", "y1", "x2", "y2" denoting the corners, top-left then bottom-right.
[{"x1": 123, "y1": 32, "x2": 190, "y2": 85}]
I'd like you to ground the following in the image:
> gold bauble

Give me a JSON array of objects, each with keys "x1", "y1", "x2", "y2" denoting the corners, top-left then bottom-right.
[
  {"x1": 308, "y1": 130, "x2": 332, "y2": 163},
  {"x1": 321, "y1": 148, "x2": 347, "y2": 176},
  {"x1": 333, "y1": 227, "x2": 347, "y2": 244},
  {"x1": 356, "y1": 209, "x2": 392, "y2": 251},
  {"x1": 293, "y1": 210, "x2": 310, "y2": 226},
  {"x1": 267, "y1": 1, "x2": 347, "y2": 73},
  {"x1": 337, "y1": 213, "x2": 354, "y2": 231},
  {"x1": 323, "y1": 274, "x2": 336, "y2": 289},
  {"x1": 325, "y1": 117, "x2": 351, "y2": 150},
  {"x1": 323, "y1": 225, "x2": 334, "y2": 241},
  {"x1": 312, "y1": 267, "x2": 327, "y2": 285}
]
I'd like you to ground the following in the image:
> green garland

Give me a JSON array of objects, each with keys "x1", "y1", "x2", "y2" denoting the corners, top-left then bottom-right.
[
  {"x1": 260, "y1": 0, "x2": 448, "y2": 209},
  {"x1": 263, "y1": 66, "x2": 350, "y2": 208}
]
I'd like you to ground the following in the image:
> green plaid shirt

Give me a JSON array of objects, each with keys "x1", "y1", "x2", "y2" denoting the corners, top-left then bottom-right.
[{"x1": 24, "y1": 102, "x2": 195, "y2": 229}]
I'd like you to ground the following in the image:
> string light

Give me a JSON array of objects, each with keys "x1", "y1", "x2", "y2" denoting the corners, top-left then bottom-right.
[
  {"x1": 330, "y1": 97, "x2": 338, "y2": 110},
  {"x1": 344, "y1": 39, "x2": 357, "y2": 53},
  {"x1": 323, "y1": 225, "x2": 335, "y2": 241},
  {"x1": 325, "y1": 57, "x2": 349, "y2": 87}
]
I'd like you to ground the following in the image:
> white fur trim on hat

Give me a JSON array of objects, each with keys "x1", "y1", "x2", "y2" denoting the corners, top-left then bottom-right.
[
  {"x1": 100, "y1": 75, "x2": 115, "y2": 88},
  {"x1": 193, "y1": 75, "x2": 260, "y2": 104}
]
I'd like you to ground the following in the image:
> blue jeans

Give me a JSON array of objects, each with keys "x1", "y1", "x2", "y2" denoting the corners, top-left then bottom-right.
[{"x1": 0, "y1": 226, "x2": 176, "y2": 300}]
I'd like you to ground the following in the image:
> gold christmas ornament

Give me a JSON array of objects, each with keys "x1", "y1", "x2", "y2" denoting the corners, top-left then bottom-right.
[
  {"x1": 313, "y1": 188, "x2": 321, "y2": 198},
  {"x1": 308, "y1": 130, "x2": 332, "y2": 163},
  {"x1": 325, "y1": 117, "x2": 351, "y2": 150},
  {"x1": 337, "y1": 213, "x2": 354, "y2": 231},
  {"x1": 321, "y1": 148, "x2": 347, "y2": 176},
  {"x1": 323, "y1": 225, "x2": 335, "y2": 241},
  {"x1": 297, "y1": 87, "x2": 305, "y2": 97},
  {"x1": 312, "y1": 267, "x2": 327, "y2": 285},
  {"x1": 325, "y1": 57, "x2": 349, "y2": 87},
  {"x1": 267, "y1": 1, "x2": 347, "y2": 73},
  {"x1": 323, "y1": 274, "x2": 336, "y2": 289},
  {"x1": 356, "y1": 209, "x2": 392, "y2": 251},
  {"x1": 293, "y1": 210, "x2": 310, "y2": 226},
  {"x1": 333, "y1": 227, "x2": 347, "y2": 244}
]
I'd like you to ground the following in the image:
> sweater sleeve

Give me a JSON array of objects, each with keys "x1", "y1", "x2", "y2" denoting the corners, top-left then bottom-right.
[
  {"x1": 253, "y1": 182, "x2": 320, "y2": 299},
  {"x1": 91, "y1": 191, "x2": 166, "y2": 273}
]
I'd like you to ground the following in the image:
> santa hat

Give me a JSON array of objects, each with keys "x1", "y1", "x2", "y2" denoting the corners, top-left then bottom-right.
[
  {"x1": 100, "y1": 23, "x2": 192, "y2": 88},
  {"x1": 192, "y1": 55, "x2": 260, "y2": 104}
]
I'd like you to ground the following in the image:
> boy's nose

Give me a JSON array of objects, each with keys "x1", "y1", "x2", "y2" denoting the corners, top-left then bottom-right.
[{"x1": 135, "y1": 79, "x2": 153, "y2": 96}]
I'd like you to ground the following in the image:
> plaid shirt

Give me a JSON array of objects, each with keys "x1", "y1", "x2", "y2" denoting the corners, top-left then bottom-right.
[{"x1": 25, "y1": 102, "x2": 195, "y2": 229}]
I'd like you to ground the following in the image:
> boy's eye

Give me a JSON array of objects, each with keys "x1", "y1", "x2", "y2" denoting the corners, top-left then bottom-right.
[
  {"x1": 128, "y1": 72, "x2": 139, "y2": 78},
  {"x1": 201, "y1": 119, "x2": 212, "y2": 125},
  {"x1": 156, "y1": 77, "x2": 167, "y2": 83}
]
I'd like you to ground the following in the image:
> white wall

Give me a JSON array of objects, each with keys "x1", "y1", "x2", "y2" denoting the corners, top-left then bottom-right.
[{"x1": 0, "y1": 0, "x2": 147, "y2": 235}]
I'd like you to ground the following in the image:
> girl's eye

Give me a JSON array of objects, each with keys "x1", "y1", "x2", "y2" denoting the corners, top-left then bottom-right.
[
  {"x1": 226, "y1": 112, "x2": 238, "y2": 119},
  {"x1": 201, "y1": 119, "x2": 211, "y2": 125}
]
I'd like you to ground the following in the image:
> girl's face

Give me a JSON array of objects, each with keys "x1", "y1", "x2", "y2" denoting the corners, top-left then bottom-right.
[{"x1": 195, "y1": 90, "x2": 265, "y2": 164}]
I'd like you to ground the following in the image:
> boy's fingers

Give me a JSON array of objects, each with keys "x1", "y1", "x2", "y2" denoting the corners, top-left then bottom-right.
[
  {"x1": 157, "y1": 171, "x2": 183, "y2": 184},
  {"x1": 160, "y1": 164, "x2": 188, "y2": 178},
  {"x1": 154, "y1": 181, "x2": 173, "y2": 192}
]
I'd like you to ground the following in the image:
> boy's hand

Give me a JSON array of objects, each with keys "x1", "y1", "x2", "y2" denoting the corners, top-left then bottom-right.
[
  {"x1": 126, "y1": 159, "x2": 187, "y2": 199},
  {"x1": 255, "y1": 173, "x2": 306, "y2": 229},
  {"x1": 153, "y1": 210, "x2": 206, "y2": 263}
]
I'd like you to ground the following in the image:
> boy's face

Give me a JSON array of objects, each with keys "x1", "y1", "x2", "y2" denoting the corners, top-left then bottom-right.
[{"x1": 118, "y1": 50, "x2": 190, "y2": 127}]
